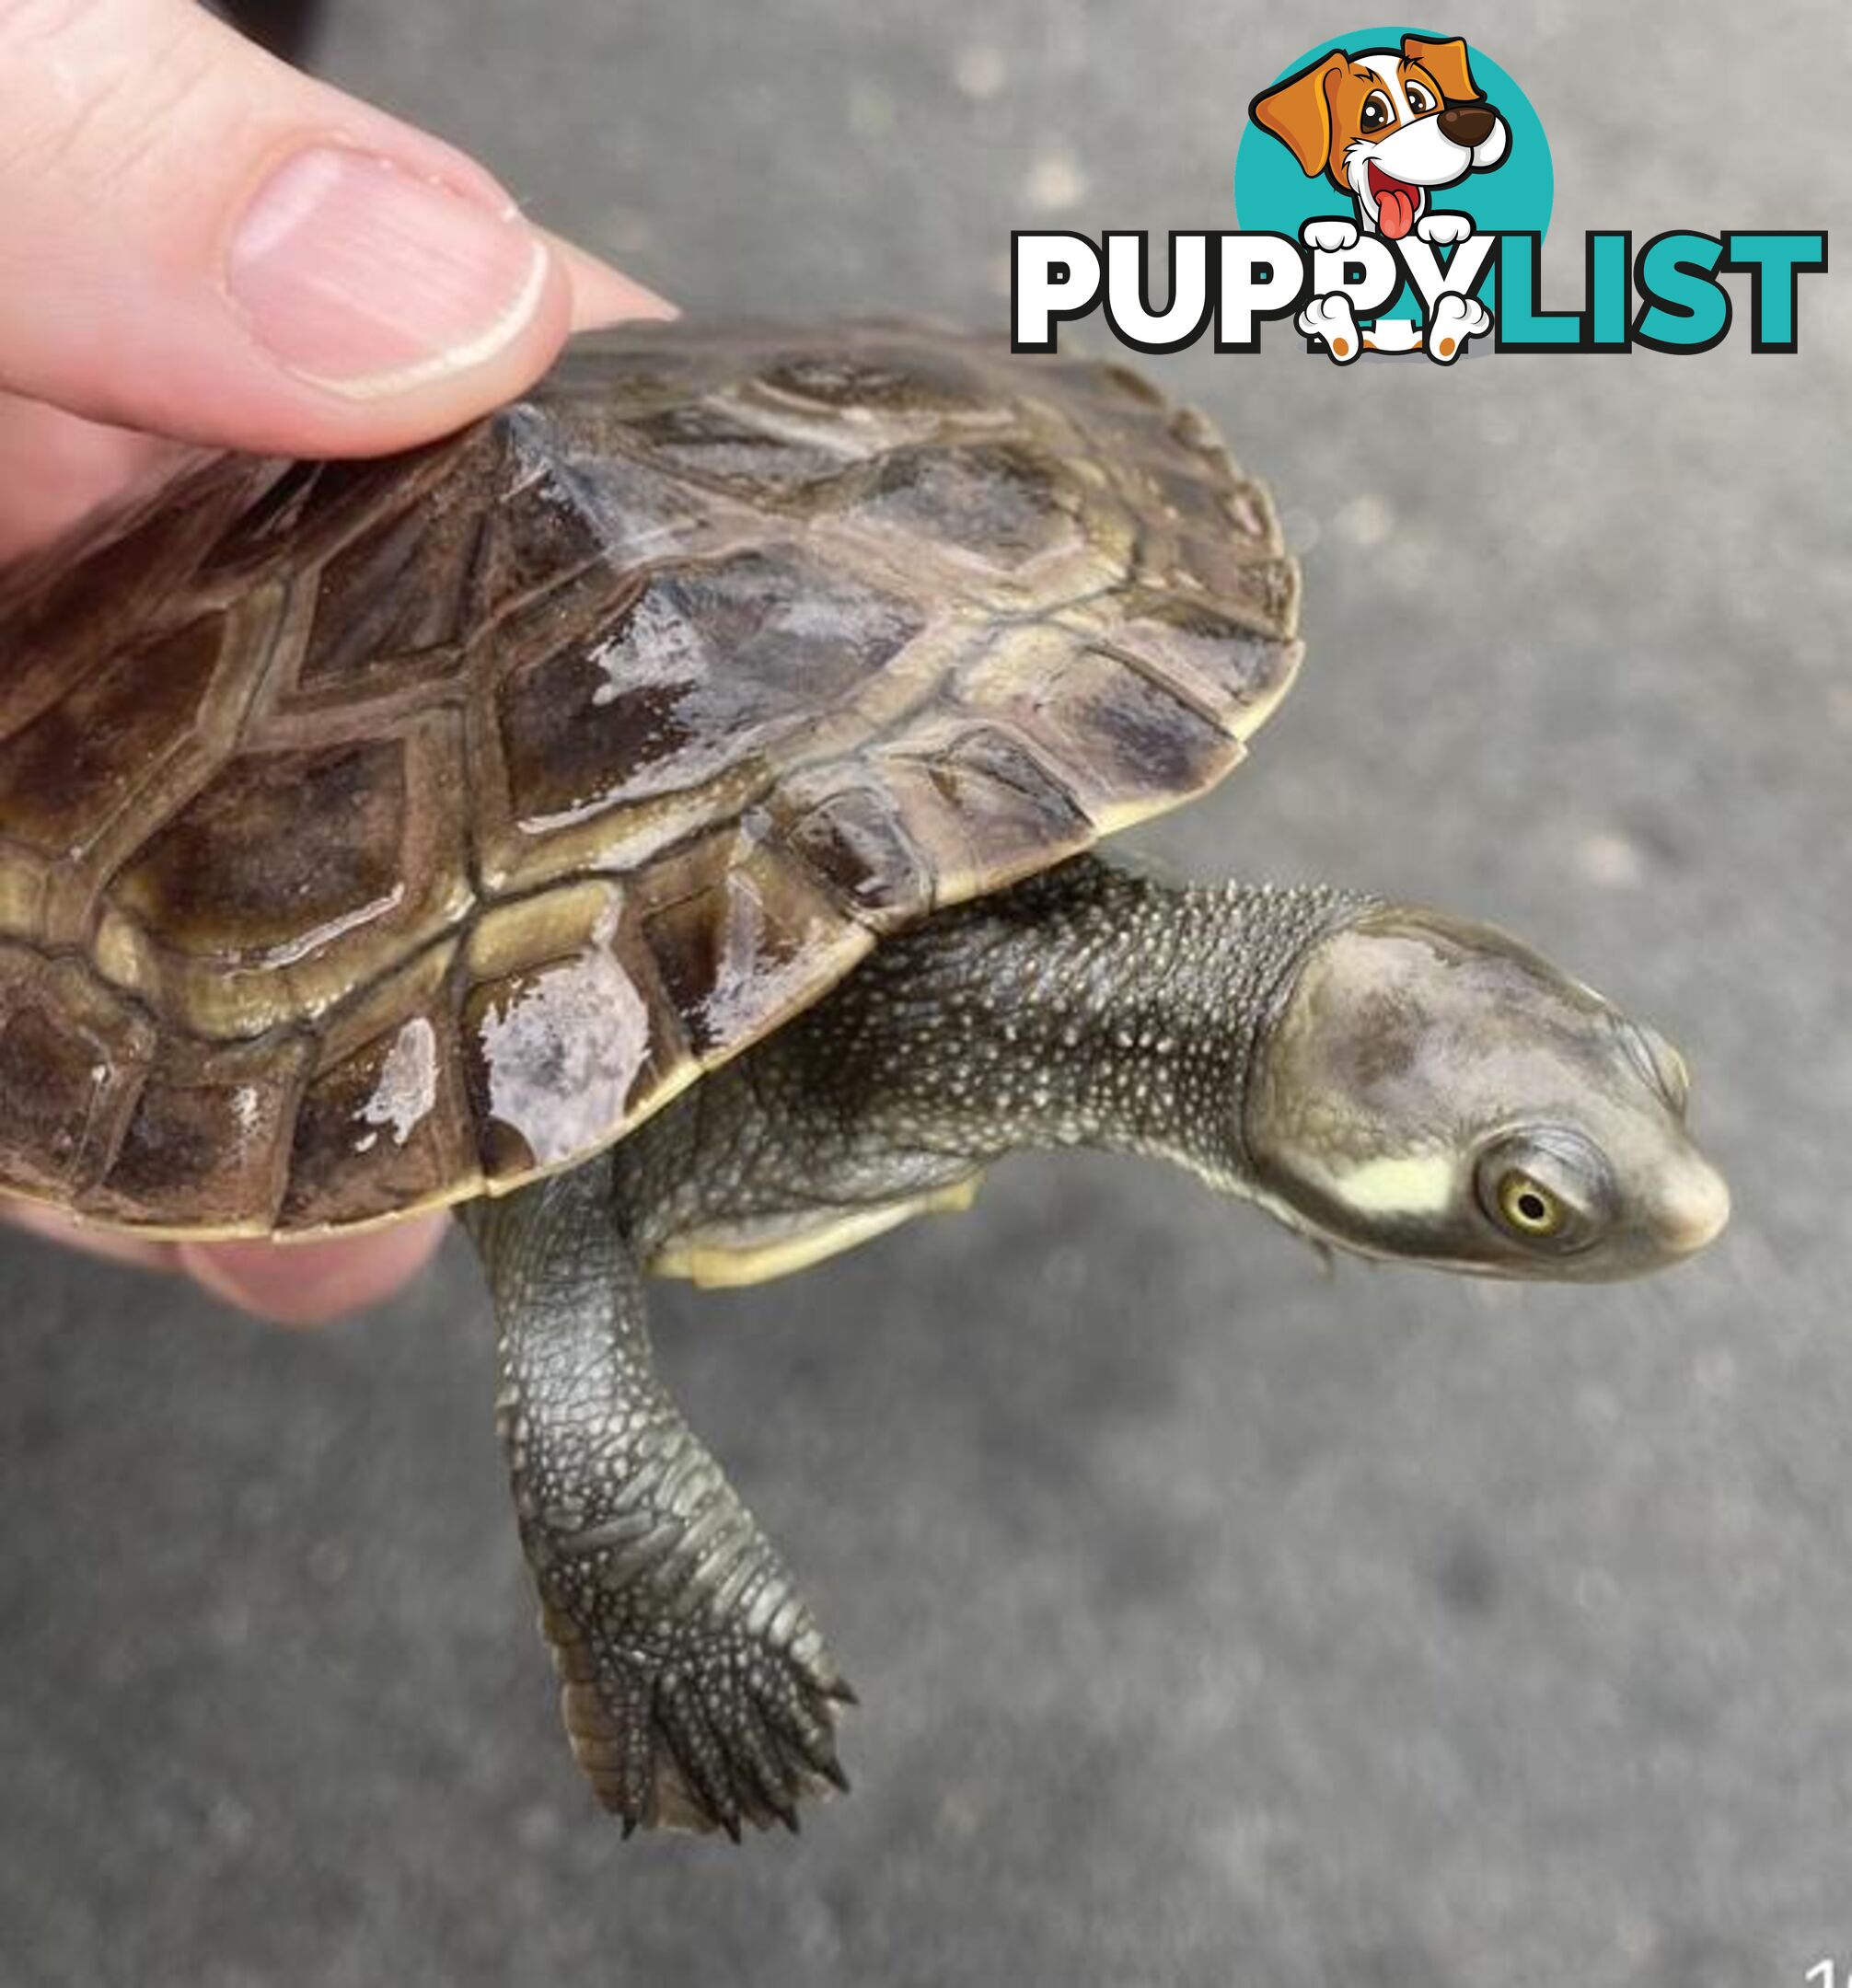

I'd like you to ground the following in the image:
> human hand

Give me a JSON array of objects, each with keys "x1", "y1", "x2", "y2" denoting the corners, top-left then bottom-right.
[{"x1": 0, "y1": 0, "x2": 675, "y2": 1319}]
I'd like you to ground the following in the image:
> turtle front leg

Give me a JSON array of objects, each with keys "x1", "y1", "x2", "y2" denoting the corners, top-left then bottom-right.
[{"x1": 460, "y1": 1161, "x2": 852, "y2": 1837}]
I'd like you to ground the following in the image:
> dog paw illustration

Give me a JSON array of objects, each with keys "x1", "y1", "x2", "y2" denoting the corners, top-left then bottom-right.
[
  {"x1": 1416, "y1": 212, "x2": 1474, "y2": 248},
  {"x1": 1301, "y1": 218, "x2": 1360, "y2": 254},
  {"x1": 1297, "y1": 294, "x2": 1362, "y2": 364},
  {"x1": 1424, "y1": 292, "x2": 1492, "y2": 364}
]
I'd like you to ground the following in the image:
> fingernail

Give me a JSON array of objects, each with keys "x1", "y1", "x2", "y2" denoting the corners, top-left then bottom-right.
[
  {"x1": 542, "y1": 231, "x2": 679, "y2": 330},
  {"x1": 227, "y1": 146, "x2": 550, "y2": 398}
]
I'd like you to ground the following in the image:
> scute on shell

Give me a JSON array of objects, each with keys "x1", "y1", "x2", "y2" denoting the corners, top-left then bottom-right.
[{"x1": 0, "y1": 320, "x2": 1301, "y2": 1235}]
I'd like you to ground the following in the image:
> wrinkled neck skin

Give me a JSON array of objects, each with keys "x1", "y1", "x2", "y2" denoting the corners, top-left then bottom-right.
[
  {"x1": 619, "y1": 851, "x2": 1724, "y2": 1289},
  {"x1": 797, "y1": 856, "x2": 1371, "y2": 1191}
]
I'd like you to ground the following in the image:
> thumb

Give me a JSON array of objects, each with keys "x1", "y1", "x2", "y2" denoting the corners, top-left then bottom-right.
[{"x1": 0, "y1": 0, "x2": 673, "y2": 457}]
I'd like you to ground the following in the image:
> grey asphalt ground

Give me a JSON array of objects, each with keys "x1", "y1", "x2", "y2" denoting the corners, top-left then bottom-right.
[{"x1": 3, "y1": 4, "x2": 1848, "y2": 1983}]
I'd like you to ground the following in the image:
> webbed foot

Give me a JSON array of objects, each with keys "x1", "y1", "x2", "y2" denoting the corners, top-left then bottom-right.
[
  {"x1": 541, "y1": 1584, "x2": 854, "y2": 1837},
  {"x1": 465, "y1": 1163, "x2": 856, "y2": 1837}
]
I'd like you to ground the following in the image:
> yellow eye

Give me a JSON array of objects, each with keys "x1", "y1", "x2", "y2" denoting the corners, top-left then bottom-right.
[{"x1": 1497, "y1": 1171, "x2": 1565, "y2": 1237}]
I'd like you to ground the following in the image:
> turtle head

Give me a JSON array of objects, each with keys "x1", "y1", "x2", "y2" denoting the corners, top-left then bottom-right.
[{"x1": 1243, "y1": 907, "x2": 1728, "y2": 1280}]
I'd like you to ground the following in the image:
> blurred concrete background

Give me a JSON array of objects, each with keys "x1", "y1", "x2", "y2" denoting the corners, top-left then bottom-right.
[{"x1": 3, "y1": 3, "x2": 1848, "y2": 1983}]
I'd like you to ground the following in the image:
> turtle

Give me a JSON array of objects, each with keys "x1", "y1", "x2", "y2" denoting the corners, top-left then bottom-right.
[{"x1": 0, "y1": 319, "x2": 1728, "y2": 1840}]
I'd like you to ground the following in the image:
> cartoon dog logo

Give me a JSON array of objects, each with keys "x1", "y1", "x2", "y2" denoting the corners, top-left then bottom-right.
[{"x1": 1249, "y1": 33, "x2": 1508, "y2": 360}]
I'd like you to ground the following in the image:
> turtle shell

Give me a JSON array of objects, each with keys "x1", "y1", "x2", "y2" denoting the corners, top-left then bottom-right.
[{"x1": 0, "y1": 320, "x2": 1301, "y2": 1237}]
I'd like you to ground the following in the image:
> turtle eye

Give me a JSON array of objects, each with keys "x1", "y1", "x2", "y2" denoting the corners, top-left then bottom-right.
[
  {"x1": 1495, "y1": 1170, "x2": 1565, "y2": 1238},
  {"x1": 1360, "y1": 91, "x2": 1394, "y2": 133},
  {"x1": 1475, "y1": 1131, "x2": 1607, "y2": 1253},
  {"x1": 1405, "y1": 81, "x2": 1435, "y2": 115}
]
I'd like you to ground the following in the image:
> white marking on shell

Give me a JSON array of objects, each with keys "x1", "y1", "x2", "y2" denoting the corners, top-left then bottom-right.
[
  {"x1": 355, "y1": 1016, "x2": 439, "y2": 1150},
  {"x1": 478, "y1": 945, "x2": 652, "y2": 1168},
  {"x1": 588, "y1": 592, "x2": 712, "y2": 707}
]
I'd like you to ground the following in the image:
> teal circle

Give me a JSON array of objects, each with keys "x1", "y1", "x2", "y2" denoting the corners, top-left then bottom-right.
[{"x1": 1233, "y1": 26, "x2": 1552, "y2": 254}]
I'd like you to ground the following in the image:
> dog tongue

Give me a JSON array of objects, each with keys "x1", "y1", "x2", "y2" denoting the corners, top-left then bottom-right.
[{"x1": 1376, "y1": 184, "x2": 1418, "y2": 239}]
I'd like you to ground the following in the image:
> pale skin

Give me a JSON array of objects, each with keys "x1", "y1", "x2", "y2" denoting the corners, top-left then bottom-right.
[{"x1": 0, "y1": 0, "x2": 674, "y2": 1318}]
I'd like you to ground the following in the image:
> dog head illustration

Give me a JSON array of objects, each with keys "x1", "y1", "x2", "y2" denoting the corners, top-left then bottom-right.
[{"x1": 1249, "y1": 34, "x2": 1509, "y2": 239}]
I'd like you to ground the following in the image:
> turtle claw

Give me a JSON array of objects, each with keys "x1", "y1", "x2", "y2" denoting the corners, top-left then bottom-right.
[
  {"x1": 564, "y1": 1622, "x2": 852, "y2": 1838},
  {"x1": 769, "y1": 1693, "x2": 851, "y2": 1791},
  {"x1": 485, "y1": 1169, "x2": 855, "y2": 1842}
]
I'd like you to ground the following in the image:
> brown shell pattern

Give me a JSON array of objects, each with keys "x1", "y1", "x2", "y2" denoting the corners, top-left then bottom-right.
[{"x1": 0, "y1": 320, "x2": 1301, "y2": 1236}]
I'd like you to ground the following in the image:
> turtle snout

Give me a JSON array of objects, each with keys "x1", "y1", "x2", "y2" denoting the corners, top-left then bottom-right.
[
  {"x1": 1439, "y1": 102, "x2": 1498, "y2": 149},
  {"x1": 1649, "y1": 1152, "x2": 1731, "y2": 1259}
]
